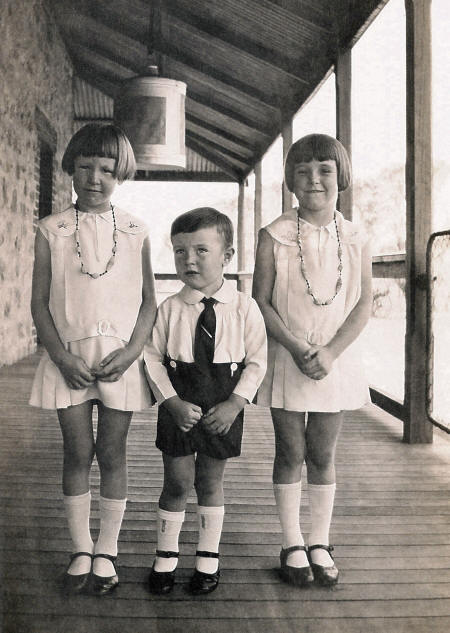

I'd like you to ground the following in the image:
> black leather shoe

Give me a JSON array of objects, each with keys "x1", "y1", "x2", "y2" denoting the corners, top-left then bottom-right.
[
  {"x1": 61, "y1": 551, "x2": 93, "y2": 595},
  {"x1": 308, "y1": 544, "x2": 339, "y2": 586},
  {"x1": 90, "y1": 553, "x2": 119, "y2": 596},
  {"x1": 188, "y1": 551, "x2": 220, "y2": 595},
  {"x1": 279, "y1": 545, "x2": 314, "y2": 587},
  {"x1": 148, "y1": 550, "x2": 179, "y2": 595}
]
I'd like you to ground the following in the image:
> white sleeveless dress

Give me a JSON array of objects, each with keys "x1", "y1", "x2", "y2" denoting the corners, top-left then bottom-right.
[
  {"x1": 29, "y1": 205, "x2": 153, "y2": 411},
  {"x1": 257, "y1": 209, "x2": 370, "y2": 413}
]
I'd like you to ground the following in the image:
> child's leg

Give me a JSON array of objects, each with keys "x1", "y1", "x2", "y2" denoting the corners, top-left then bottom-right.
[
  {"x1": 93, "y1": 403, "x2": 132, "y2": 577},
  {"x1": 271, "y1": 408, "x2": 308, "y2": 568},
  {"x1": 194, "y1": 454, "x2": 227, "y2": 574},
  {"x1": 154, "y1": 453, "x2": 195, "y2": 572},
  {"x1": 58, "y1": 401, "x2": 95, "y2": 575},
  {"x1": 305, "y1": 411, "x2": 343, "y2": 568}
]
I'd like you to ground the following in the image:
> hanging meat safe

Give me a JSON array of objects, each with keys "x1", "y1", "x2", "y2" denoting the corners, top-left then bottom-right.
[{"x1": 114, "y1": 75, "x2": 186, "y2": 170}]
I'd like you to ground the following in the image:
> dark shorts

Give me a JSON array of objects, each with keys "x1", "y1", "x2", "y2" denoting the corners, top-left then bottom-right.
[{"x1": 156, "y1": 357, "x2": 245, "y2": 460}]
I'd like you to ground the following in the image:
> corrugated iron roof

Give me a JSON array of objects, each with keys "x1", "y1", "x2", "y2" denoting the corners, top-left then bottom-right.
[{"x1": 51, "y1": 0, "x2": 389, "y2": 182}]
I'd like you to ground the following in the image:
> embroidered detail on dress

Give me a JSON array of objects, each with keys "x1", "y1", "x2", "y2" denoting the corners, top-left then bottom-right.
[
  {"x1": 97, "y1": 319, "x2": 111, "y2": 336},
  {"x1": 57, "y1": 221, "x2": 69, "y2": 229},
  {"x1": 129, "y1": 222, "x2": 138, "y2": 228}
]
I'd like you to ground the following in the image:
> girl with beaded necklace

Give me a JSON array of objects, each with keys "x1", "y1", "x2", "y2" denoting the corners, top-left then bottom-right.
[
  {"x1": 253, "y1": 134, "x2": 372, "y2": 587},
  {"x1": 30, "y1": 124, "x2": 156, "y2": 595}
]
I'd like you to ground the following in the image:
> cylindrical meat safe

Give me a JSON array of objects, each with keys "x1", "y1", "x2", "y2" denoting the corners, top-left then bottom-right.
[{"x1": 114, "y1": 76, "x2": 186, "y2": 170}]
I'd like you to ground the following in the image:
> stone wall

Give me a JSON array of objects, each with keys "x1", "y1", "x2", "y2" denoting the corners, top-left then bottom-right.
[{"x1": 0, "y1": 0, "x2": 74, "y2": 365}]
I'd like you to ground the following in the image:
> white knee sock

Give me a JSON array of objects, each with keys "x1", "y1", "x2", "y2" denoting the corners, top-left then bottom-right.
[
  {"x1": 63, "y1": 491, "x2": 94, "y2": 575},
  {"x1": 196, "y1": 505, "x2": 224, "y2": 574},
  {"x1": 308, "y1": 482, "x2": 336, "y2": 567},
  {"x1": 273, "y1": 481, "x2": 308, "y2": 567},
  {"x1": 94, "y1": 496, "x2": 127, "y2": 577},
  {"x1": 154, "y1": 508, "x2": 185, "y2": 572}
]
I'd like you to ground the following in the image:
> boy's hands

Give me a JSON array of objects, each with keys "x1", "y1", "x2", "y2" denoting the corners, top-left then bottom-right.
[
  {"x1": 302, "y1": 345, "x2": 335, "y2": 380},
  {"x1": 56, "y1": 352, "x2": 96, "y2": 390},
  {"x1": 202, "y1": 394, "x2": 246, "y2": 436},
  {"x1": 94, "y1": 348, "x2": 135, "y2": 382},
  {"x1": 163, "y1": 395, "x2": 202, "y2": 432}
]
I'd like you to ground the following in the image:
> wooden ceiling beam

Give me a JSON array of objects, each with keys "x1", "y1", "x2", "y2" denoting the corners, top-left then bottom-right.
[
  {"x1": 185, "y1": 113, "x2": 257, "y2": 152},
  {"x1": 155, "y1": 41, "x2": 281, "y2": 111},
  {"x1": 185, "y1": 137, "x2": 244, "y2": 182},
  {"x1": 263, "y1": 0, "x2": 335, "y2": 32},
  {"x1": 186, "y1": 129, "x2": 252, "y2": 165},
  {"x1": 134, "y1": 170, "x2": 237, "y2": 183},
  {"x1": 186, "y1": 94, "x2": 274, "y2": 139},
  {"x1": 52, "y1": 7, "x2": 149, "y2": 74},
  {"x1": 164, "y1": 0, "x2": 311, "y2": 85}
]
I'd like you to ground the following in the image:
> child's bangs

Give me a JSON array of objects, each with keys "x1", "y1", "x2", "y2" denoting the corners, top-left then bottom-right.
[
  {"x1": 78, "y1": 131, "x2": 120, "y2": 162},
  {"x1": 292, "y1": 136, "x2": 339, "y2": 165}
]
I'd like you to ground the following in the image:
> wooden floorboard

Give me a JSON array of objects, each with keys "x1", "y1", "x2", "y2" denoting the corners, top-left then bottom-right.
[{"x1": 1, "y1": 352, "x2": 450, "y2": 633}]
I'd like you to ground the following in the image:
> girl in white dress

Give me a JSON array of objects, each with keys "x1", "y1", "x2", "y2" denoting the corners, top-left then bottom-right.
[
  {"x1": 30, "y1": 124, "x2": 156, "y2": 595},
  {"x1": 253, "y1": 134, "x2": 372, "y2": 587}
]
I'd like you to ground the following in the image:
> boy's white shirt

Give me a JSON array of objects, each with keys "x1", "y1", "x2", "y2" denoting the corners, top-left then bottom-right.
[{"x1": 144, "y1": 279, "x2": 267, "y2": 405}]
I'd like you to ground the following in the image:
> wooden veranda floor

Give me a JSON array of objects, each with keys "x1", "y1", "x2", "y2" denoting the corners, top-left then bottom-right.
[{"x1": 1, "y1": 352, "x2": 450, "y2": 633}]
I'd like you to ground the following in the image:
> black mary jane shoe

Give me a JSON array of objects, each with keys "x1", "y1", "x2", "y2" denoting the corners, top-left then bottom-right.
[
  {"x1": 61, "y1": 551, "x2": 93, "y2": 595},
  {"x1": 308, "y1": 544, "x2": 339, "y2": 586},
  {"x1": 188, "y1": 551, "x2": 220, "y2": 595},
  {"x1": 90, "y1": 553, "x2": 119, "y2": 596},
  {"x1": 148, "y1": 550, "x2": 179, "y2": 595},
  {"x1": 279, "y1": 545, "x2": 314, "y2": 587}
]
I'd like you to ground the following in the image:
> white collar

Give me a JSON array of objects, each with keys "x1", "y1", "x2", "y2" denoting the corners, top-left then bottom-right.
[{"x1": 179, "y1": 278, "x2": 237, "y2": 305}]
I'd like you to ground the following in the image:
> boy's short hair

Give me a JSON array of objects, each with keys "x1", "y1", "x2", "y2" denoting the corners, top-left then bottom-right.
[
  {"x1": 171, "y1": 207, "x2": 234, "y2": 249},
  {"x1": 284, "y1": 134, "x2": 352, "y2": 193},
  {"x1": 62, "y1": 123, "x2": 136, "y2": 181}
]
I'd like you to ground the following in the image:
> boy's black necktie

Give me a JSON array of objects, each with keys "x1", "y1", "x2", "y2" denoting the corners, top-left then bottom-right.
[{"x1": 194, "y1": 297, "x2": 217, "y2": 369}]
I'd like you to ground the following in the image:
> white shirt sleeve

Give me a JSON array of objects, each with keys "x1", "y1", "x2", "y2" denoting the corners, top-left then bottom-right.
[
  {"x1": 232, "y1": 297, "x2": 267, "y2": 403},
  {"x1": 143, "y1": 303, "x2": 177, "y2": 405}
]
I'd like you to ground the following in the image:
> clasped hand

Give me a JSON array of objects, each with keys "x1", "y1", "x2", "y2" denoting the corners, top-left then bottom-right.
[
  {"x1": 164, "y1": 395, "x2": 244, "y2": 436},
  {"x1": 292, "y1": 343, "x2": 335, "y2": 381},
  {"x1": 58, "y1": 347, "x2": 134, "y2": 389}
]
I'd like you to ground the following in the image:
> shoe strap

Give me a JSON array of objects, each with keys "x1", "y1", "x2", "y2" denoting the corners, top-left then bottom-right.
[
  {"x1": 196, "y1": 550, "x2": 219, "y2": 558},
  {"x1": 70, "y1": 551, "x2": 93, "y2": 561},
  {"x1": 156, "y1": 550, "x2": 179, "y2": 558},
  {"x1": 308, "y1": 544, "x2": 334, "y2": 557},
  {"x1": 93, "y1": 553, "x2": 117, "y2": 564},
  {"x1": 282, "y1": 545, "x2": 308, "y2": 555}
]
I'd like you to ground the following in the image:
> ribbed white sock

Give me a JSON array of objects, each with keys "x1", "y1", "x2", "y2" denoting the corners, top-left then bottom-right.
[
  {"x1": 273, "y1": 481, "x2": 308, "y2": 567},
  {"x1": 196, "y1": 505, "x2": 224, "y2": 574},
  {"x1": 308, "y1": 482, "x2": 336, "y2": 567},
  {"x1": 94, "y1": 497, "x2": 127, "y2": 577},
  {"x1": 63, "y1": 491, "x2": 94, "y2": 575},
  {"x1": 154, "y1": 508, "x2": 185, "y2": 572}
]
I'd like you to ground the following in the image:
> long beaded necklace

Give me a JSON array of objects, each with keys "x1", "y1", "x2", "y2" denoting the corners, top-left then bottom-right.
[
  {"x1": 74, "y1": 202, "x2": 118, "y2": 279},
  {"x1": 296, "y1": 210, "x2": 343, "y2": 306}
]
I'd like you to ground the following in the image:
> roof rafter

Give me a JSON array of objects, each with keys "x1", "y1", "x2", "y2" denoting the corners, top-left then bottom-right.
[
  {"x1": 164, "y1": 0, "x2": 312, "y2": 86},
  {"x1": 186, "y1": 94, "x2": 274, "y2": 139},
  {"x1": 186, "y1": 137, "x2": 243, "y2": 182},
  {"x1": 186, "y1": 129, "x2": 252, "y2": 166}
]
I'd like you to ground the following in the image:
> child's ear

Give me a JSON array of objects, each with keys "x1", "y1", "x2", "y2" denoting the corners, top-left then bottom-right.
[{"x1": 223, "y1": 247, "x2": 235, "y2": 266}]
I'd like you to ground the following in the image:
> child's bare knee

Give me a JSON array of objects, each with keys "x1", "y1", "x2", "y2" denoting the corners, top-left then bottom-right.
[
  {"x1": 306, "y1": 449, "x2": 334, "y2": 472},
  {"x1": 194, "y1": 476, "x2": 222, "y2": 499}
]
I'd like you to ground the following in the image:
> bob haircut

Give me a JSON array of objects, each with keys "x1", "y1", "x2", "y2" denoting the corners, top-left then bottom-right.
[
  {"x1": 171, "y1": 207, "x2": 234, "y2": 250},
  {"x1": 62, "y1": 124, "x2": 136, "y2": 182},
  {"x1": 284, "y1": 134, "x2": 352, "y2": 193}
]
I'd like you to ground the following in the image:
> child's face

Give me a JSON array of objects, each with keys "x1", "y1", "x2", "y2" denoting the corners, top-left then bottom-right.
[
  {"x1": 172, "y1": 227, "x2": 234, "y2": 297},
  {"x1": 292, "y1": 159, "x2": 338, "y2": 215},
  {"x1": 72, "y1": 155, "x2": 119, "y2": 212}
]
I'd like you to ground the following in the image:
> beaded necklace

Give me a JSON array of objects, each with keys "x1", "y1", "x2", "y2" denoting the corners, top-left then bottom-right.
[
  {"x1": 296, "y1": 210, "x2": 343, "y2": 306},
  {"x1": 74, "y1": 202, "x2": 118, "y2": 279}
]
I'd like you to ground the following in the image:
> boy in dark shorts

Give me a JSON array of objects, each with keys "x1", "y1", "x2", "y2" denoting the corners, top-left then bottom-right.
[{"x1": 145, "y1": 207, "x2": 267, "y2": 595}]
